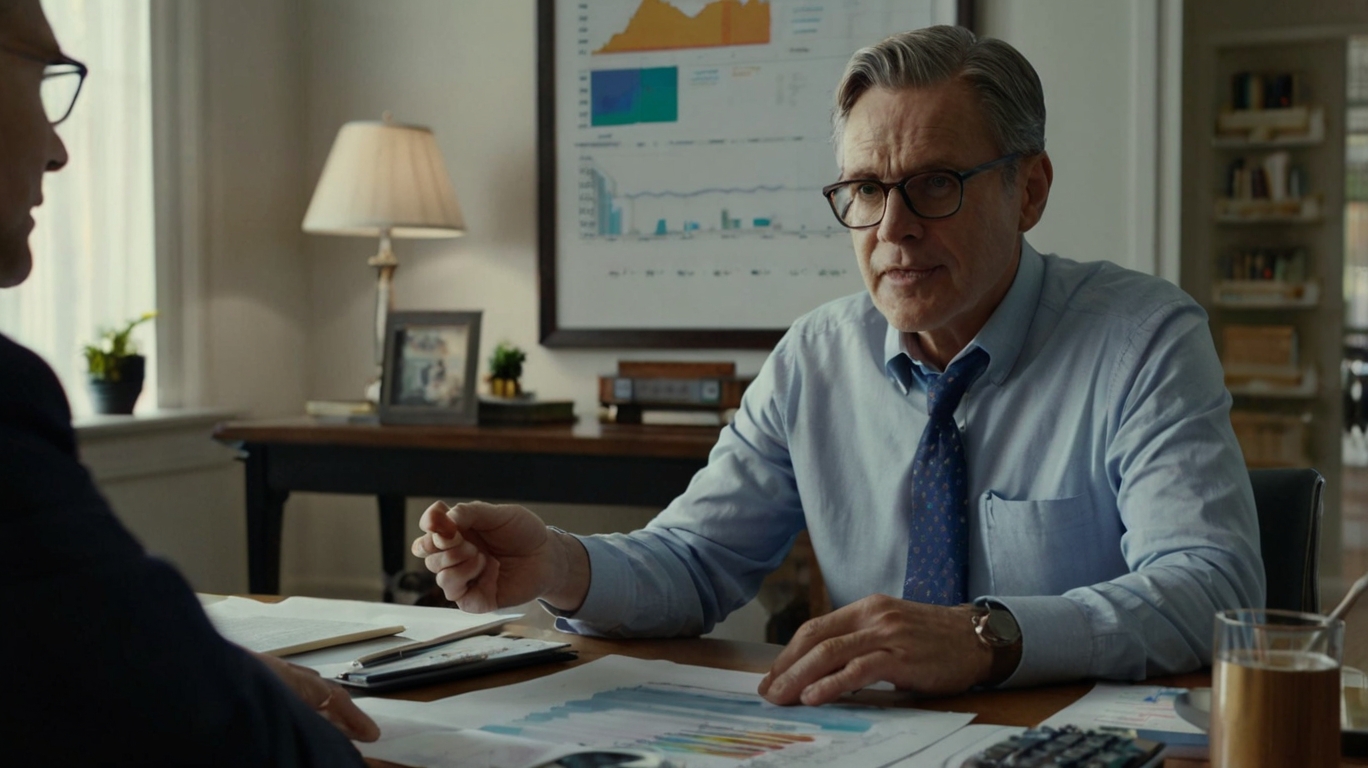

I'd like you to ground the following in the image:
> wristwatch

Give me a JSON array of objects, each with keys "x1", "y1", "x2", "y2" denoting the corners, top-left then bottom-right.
[{"x1": 970, "y1": 599, "x2": 1023, "y2": 686}]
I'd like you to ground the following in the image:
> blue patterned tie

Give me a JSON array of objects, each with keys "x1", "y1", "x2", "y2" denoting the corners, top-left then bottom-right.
[{"x1": 903, "y1": 346, "x2": 990, "y2": 605}]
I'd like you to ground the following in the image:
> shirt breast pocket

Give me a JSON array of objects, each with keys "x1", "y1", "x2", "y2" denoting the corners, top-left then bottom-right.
[{"x1": 981, "y1": 491, "x2": 1117, "y2": 596}]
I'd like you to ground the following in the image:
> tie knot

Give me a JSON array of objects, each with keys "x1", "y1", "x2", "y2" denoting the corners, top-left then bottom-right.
[{"x1": 926, "y1": 347, "x2": 989, "y2": 419}]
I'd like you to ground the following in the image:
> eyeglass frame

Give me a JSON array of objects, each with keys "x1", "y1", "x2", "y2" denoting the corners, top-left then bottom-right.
[
  {"x1": 821, "y1": 152, "x2": 1022, "y2": 229},
  {"x1": 0, "y1": 44, "x2": 88, "y2": 125}
]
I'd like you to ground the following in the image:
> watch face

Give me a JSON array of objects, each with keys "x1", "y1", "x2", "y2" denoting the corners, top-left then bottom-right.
[{"x1": 984, "y1": 609, "x2": 1022, "y2": 644}]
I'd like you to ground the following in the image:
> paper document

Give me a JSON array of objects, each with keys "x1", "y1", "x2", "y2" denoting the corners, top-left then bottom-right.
[
  {"x1": 200, "y1": 596, "x2": 518, "y2": 665},
  {"x1": 360, "y1": 716, "x2": 584, "y2": 768},
  {"x1": 1039, "y1": 683, "x2": 1206, "y2": 742},
  {"x1": 886, "y1": 724, "x2": 1026, "y2": 767},
  {"x1": 208, "y1": 614, "x2": 404, "y2": 656},
  {"x1": 355, "y1": 655, "x2": 974, "y2": 768}
]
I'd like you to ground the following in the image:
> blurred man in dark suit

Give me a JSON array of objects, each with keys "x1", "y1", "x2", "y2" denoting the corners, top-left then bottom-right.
[{"x1": 0, "y1": 1, "x2": 380, "y2": 763}]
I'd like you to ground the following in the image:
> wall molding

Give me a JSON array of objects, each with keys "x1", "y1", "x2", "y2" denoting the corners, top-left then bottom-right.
[{"x1": 77, "y1": 408, "x2": 237, "y2": 482}]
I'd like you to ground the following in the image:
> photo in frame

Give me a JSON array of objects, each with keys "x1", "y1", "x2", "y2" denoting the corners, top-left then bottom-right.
[
  {"x1": 537, "y1": 0, "x2": 966, "y2": 348},
  {"x1": 379, "y1": 311, "x2": 482, "y2": 425}
]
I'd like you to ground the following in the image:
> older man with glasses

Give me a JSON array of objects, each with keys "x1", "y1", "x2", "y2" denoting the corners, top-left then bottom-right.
[
  {"x1": 414, "y1": 25, "x2": 1264, "y2": 705},
  {"x1": 0, "y1": 1, "x2": 381, "y2": 762}
]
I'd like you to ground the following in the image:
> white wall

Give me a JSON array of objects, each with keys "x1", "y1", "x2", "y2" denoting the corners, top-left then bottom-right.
[
  {"x1": 97, "y1": 0, "x2": 310, "y2": 595},
  {"x1": 289, "y1": 1, "x2": 771, "y2": 612},
  {"x1": 979, "y1": 0, "x2": 1177, "y2": 278}
]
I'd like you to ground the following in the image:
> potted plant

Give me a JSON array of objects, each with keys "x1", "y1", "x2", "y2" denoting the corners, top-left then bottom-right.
[
  {"x1": 487, "y1": 341, "x2": 527, "y2": 398},
  {"x1": 84, "y1": 311, "x2": 156, "y2": 414}
]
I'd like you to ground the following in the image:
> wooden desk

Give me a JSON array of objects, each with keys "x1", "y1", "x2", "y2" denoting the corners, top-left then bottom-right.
[
  {"x1": 381, "y1": 622, "x2": 1368, "y2": 768},
  {"x1": 213, "y1": 419, "x2": 717, "y2": 596}
]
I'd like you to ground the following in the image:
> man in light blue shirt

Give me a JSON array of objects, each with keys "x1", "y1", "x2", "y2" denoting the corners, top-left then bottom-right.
[{"x1": 413, "y1": 25, "x2": 1263, "y2": 705}]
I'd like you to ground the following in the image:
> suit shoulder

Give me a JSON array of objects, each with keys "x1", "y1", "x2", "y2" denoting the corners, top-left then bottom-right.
[{"x1": 0, "y1": 334, "x2": 76, "y2": 454}]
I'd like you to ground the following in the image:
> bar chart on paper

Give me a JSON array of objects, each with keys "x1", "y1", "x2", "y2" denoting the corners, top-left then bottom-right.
[
  {"x1": 480, "y1": 681, "x2": 959, "y2": 768},
  {"x1": 554, "y1": 0, "x2": 941, "y2": 329},
  {"x1": 482, "y1": 684, "x2": 852, "y2": 759},
  {"x1": 355, "y1": 657, "x2": 974, "y2": 768}
]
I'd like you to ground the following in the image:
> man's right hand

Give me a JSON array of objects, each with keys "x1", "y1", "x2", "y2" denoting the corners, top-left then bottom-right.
[{"x1": 411, "y1": 501, "x2": 590, "y2": 613}]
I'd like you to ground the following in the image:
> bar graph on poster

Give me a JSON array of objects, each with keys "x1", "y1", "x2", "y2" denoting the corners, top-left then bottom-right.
[{"x1": 551, "y1": 0, "x2": 952, "y2": 332}]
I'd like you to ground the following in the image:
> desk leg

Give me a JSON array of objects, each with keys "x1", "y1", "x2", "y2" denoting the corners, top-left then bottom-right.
[
  {"x1": 244, "y1": 447, "x2": 289, "y2": 595},
  {"x1": 378, "y1": 494, "x2": 407, "y2": 602}
]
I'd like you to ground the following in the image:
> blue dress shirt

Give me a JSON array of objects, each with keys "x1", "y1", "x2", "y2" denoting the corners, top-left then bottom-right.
[{"x1": 557, "y1": 240, "x2": 1265, "y2": 688}]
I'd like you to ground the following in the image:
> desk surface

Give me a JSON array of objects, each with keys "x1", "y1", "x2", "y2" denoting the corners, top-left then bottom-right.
[
  {"x1": 214, "y1": 419, "x2": 721, "y2": 596},
  {"x1": 369, "y1": 622, "x2": 1368, "y2": 768},
  {"x1": 387, "y1": 622, "x2": 1128, "y2": 728},
  {"x1": 214, "y1": 418, "x2": 720, "y2": 459}
]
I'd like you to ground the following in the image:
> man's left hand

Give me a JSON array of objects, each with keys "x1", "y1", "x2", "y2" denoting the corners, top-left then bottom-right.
[
  {"x1": 757, "y1": 595, "x2": 993, "y2": 706},
  {"x1": 251, "y1": 650, "x2": 381, "y2": 742}
]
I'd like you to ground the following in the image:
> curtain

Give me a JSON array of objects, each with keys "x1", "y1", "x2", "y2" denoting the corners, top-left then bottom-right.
[{"x1": 0, "y1": 0, "x2": 155, "y2": 416}]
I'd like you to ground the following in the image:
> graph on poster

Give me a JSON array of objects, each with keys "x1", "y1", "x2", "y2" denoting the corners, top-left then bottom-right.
[{"x1": 553, "y1": 0, "x2": 947, "y2": 330}]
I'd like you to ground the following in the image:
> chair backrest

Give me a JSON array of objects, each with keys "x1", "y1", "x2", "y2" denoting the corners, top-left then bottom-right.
[{"x1": 1248, "y1": 468, "x2": 1324, "y2": 613}]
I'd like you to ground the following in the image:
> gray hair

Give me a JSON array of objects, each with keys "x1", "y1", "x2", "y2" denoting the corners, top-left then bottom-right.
[{"x1": 833, "y1": 25, "x2": 1045, "y2": 176}]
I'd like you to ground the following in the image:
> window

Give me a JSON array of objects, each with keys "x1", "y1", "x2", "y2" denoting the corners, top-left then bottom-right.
[{"x1": 0, "y1": 0, "x2": 155, "y2": 416}]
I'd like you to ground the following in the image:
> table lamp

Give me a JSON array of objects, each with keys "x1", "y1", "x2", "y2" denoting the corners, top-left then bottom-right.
[{"x1": 303, "y1": 112, "x2": 465, "y2": 399}]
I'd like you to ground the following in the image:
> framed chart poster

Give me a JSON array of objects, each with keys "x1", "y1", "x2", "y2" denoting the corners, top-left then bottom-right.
[{"x1": 538, "y1": 0, "x2": 966, "y2": 348}]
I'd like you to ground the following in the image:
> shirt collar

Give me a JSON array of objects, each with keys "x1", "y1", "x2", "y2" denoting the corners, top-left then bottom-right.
[{"x1": 882, "y1": 238, "x2": 1045, "y2": 391}]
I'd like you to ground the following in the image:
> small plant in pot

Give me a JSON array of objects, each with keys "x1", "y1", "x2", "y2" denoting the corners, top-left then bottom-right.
[
  {"x1": 487, "y1": 341, "x2": 527, "y2": 399},
  {"x1": 84, "y1": 311, "x2": 156, "y2": 415}
]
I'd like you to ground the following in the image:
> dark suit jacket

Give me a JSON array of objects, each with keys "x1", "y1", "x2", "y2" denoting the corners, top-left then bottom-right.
[{"x1": 0, "y1": 335, "x2": 366, "y2": 766}]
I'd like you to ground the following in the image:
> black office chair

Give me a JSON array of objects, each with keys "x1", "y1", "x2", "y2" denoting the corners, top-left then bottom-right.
[{"x1": 1248, "y1": 468, "x2": 1325, "y2": 613}]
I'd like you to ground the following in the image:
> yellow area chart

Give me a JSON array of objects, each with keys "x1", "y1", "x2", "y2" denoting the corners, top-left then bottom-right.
[{"x1": 595, "y1": 0, "x2": 771, "y2": 54}]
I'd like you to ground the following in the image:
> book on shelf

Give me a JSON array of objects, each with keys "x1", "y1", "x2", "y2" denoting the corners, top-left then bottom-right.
[
  {"x1": 1214, "y1": 194, "x2": 1321, "y2": 222},
  {"x1": 1213, "y1": 280, "x2": 1318, "y2": 308},
  {"x1": 477, "y1": 396, "x2": 575, "y2": 425},
  {"x1": 1230, "y1": 410, "x2": 1310, "y2": 467},
  {"x1": 1222, "y1": 324, "x2": 1297, "y2": 369},
  {"x1": 599, "y1": 404, "x2": 735, "y2": 427},
  {"x1": 305, "y1": 399, "x2": 378, "y2": 423},
  {"x1": 1218, "y1": 246, "x2": 1307, "y2": 282}
]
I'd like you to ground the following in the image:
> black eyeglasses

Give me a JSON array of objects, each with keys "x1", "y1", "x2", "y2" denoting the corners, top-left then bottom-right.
[
  {"x1": 821, "y1": 153, "x2": 1020, "y2": 229},
  {"x1": 1, "y1": 45, "x2": 88, "y2": 125}
]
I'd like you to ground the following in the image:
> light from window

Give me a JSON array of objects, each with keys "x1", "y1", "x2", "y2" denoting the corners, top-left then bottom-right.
[{"x1": 0, "y1": 0, "x2": 155, "y2": 417}]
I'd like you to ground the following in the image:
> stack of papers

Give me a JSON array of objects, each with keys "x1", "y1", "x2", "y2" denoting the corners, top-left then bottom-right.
[{"x1": 201, "y1": 596, "x2": 519, "y2": 665}]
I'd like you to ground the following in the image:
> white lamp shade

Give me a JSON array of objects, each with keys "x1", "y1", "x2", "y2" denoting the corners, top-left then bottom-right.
[{"x1": 303, "y1": 119, "x2": 466, "y2": 239}]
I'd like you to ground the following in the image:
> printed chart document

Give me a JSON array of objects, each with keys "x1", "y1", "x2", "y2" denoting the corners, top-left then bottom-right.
[
  {"x1": 1038, "y1": 682, "x2": 1207, "y2": 746},
  {"x1": 201, "y1": 596, "x2": 518, "y2": 660},
  {"x1": 355, "y1": 655, "x2": 975, "y2": 768}
]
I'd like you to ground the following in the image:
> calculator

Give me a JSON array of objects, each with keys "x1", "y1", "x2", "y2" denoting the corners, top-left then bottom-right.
[{"x1": 961, "y1": 725, "x2": 1165, "y2": 767}]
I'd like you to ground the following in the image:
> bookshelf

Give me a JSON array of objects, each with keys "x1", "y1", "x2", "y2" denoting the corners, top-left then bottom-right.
[{"x1": 1182, "y1": 36, "x2": 1346, "y2": 484}]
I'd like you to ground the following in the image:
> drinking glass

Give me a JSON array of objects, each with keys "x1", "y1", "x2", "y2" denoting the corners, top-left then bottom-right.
[{"x1": 1210, "y1": 608, "x2": 1343, "y2": 768}]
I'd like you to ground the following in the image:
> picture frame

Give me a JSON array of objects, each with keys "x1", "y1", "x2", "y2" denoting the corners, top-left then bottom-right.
[
  {"x1": 536, "y1": 0, "x2": 967, "y2": 349},
  {"x1": 379, "y1": 311, "x2": 483, "y2": 425}
]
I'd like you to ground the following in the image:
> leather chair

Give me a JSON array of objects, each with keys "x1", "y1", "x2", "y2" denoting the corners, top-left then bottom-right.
[{"x1": 1248, "y1": 468, "x2": 1325, "y2": 613}]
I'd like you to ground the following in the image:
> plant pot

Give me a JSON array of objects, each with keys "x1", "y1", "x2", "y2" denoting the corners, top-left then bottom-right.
[
  {"x1": 490, "y1": 377, "x2": 522, "y2": 398},
  {"x1": 88, "y1": 355, "x2": 145, "y2": 415}
]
